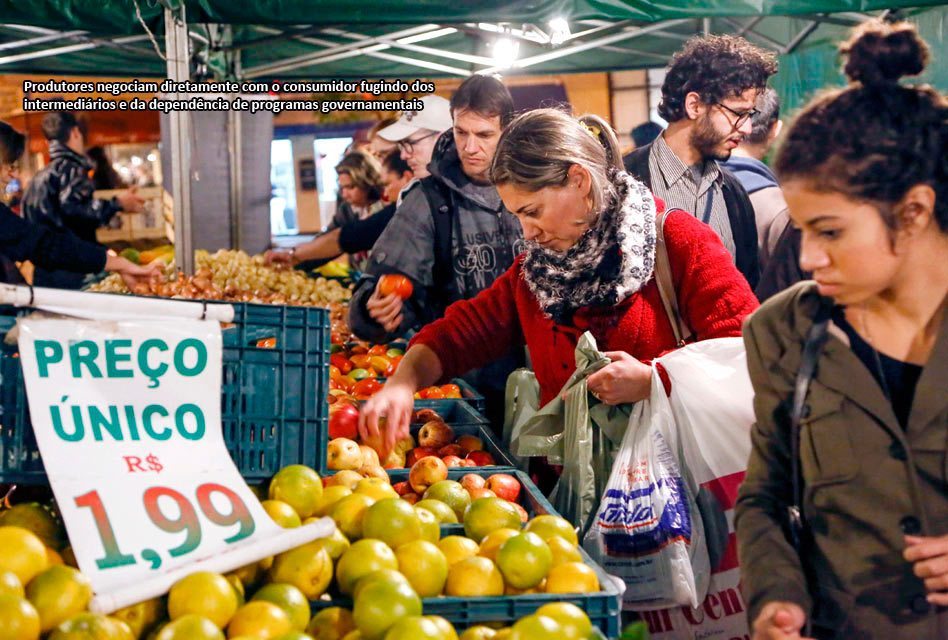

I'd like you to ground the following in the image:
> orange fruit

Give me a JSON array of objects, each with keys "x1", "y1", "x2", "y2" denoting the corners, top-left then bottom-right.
[
  {"x1": 496, "y1": 532, "x2": 552, "y2": 590},
  {"x1": 268, "y1": 542, "x2": 334, "y2": 599},
  {"x1": 352, "y1": 579, "x2": 421, "y2": 640},
  {"x1": 477, "y1": 528, "x2": 520, "y2": 563},
  {"x1": 422, "y1": 481, "x2": 471, "y2": 523},
  {"x1": 335, "y1": 539, "x2": 398, "y2": 595},
  {"x1": 352, "y1": 569, "x2": 409, "y2": 601},
  {"x1": 252, "y1": 583, "x2": 310, "y2": 630},
  {"x1": 306, "y1": 606, "x2": 356, "y2": 639},
  {"x1": 154, "y1": 614, "x2": 224, "y2": 640},
  {"x1": 0, "y1": 503, "x2": 65, "y2": 550},
  {"x1": 534, "y1": 603, "x2": 592, "y2": 640},
  {"x1": 508, "y1": 614, "x2": 561, "y2": 640},
  {"x1": 414, "y1": 500, "x2": 457, "y2": 525},
  {"x1": 444, "y1": 557, "x2": 503, "y2": 597},
  {"x1": 546, "y1": 536, "x2": 582, "y2": 568},
  {"x1": 414, "y1": 508, "x2": 440, "y2": 544},
  {"x1": 0, "y1": 594, "x2": 40, "y2": 640},
  {"x1": 227, "y1": 601, "x2": 292, "y2": 639},
  {"x1": 168, "y1": 571, "x2": 239, "y2": 628},
  {"x1": 111, "y1": 597, "x2": 165, "y2": 639},
  {"x1": 362, "y1": 499, "x2": 421, "y2": 550},
  {"x1": 25, "y1": 565, "x2": 93, "y2": 632},
  {"x1": 0, "y1": 570, "x2": 24, "y2": 598},
  {"x1": 354, "y1": 478, "x2": 397, "y2": 502},
  {"x1": 463, "y1": 499, "x2": 521, "y2": 543},
  {"x1": 381, "y1": 616, "x2": 443, "y2": 640},
  {"x1": 524, "y1": 515, "x2": 578, "y2": 546},
  {"x1": 425, "y1": 616, "x2": 458, "y2": 640},
  {"x1": 438, "y1": 536, "x2": 480, "y2": 566},
  {"x1": 269, "y1": 465, "x2": 324, "y2": 519},
  {"x1": 0, "y1": 526, "x2": 48, "y2": 585},
  {"x1": 262, "y1": 500, "x2": 302, "y2": 528},
  {"x1": 330, "y1": 494, "x2": 375, "y2": 540},
  {"x1": 314, "y1": 486, "x2": 352, "y2": 517},
  {"x1": 49, "y1": 612, "x2": 134, "y2": 640},
  {"x1": 543, "y1": 562, "x2": 599, "y2": 594},
  {"x1": 459, "y1": 626, "x2": 497, "y2": 640},
  {"x1": 395, "y1": 541, "x2": 448, "y2": 597}
]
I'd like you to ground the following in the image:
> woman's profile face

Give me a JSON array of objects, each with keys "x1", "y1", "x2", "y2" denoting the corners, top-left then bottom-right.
[
  {"x1": 498, "y1": 166, "x2": 593, "y2": 253},
  {"x1": 785, "y1": 179, "x2": 905, "y2": 305},
  {"x1": 338, "y1": 172, "x2": 370, "y2": 207}
]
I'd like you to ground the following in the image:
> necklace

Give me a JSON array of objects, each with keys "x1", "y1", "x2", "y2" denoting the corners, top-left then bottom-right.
[{"x1": 859, "y1": 306, "x2": 893, "y2": 402}]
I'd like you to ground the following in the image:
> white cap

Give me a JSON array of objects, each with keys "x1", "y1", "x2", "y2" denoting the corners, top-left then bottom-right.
[{"x1": 378, "y1": 95, "x2": 453, "y2": 141}]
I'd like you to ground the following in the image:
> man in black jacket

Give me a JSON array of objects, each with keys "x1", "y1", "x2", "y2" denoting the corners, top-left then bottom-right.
[
  {"x1": 1, "y1": 120, "x2": 157, "y2": 286},
  {"x1": 623, "y1": 35, "x2": 777, "y2": 290},
  {"x1": 23, "y1": 111, "x2": 144, "y2": 289}
]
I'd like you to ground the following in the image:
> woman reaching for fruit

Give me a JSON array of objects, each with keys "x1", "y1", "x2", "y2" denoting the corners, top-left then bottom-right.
[{"x1": 360, "y1": 109, "x2": 759, "y2": 458}]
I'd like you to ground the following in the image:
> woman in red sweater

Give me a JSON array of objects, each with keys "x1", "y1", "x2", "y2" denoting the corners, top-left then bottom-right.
[{"x1": 359, "y1": 109, "x2": 758, "y2": 454}]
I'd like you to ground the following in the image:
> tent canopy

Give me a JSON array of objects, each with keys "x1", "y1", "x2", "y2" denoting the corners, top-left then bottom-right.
[{"x1": 0, "y1": 1, "x2": 944, "y2": 80}]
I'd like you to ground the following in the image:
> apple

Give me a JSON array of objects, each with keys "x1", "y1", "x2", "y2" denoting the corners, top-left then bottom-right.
[
  {"x1": 487, "y1": 473, "x2": 521, "y2": 502},
  {"x1": 359, "y1": 445, "x2": 380, "y2": 467},
  {"x1": 418, "y1": 421, "x2": 455, "y2": 449},
  {"x1": 512, "y1": 502, "x2": 529, "y2": 523},
  {"x1": 394, "y1": 436, "x2": 416, "y2": 454},
  {"x1": 469, "y1": 487, "x2": 497, "y2": 500},
  {"x1": 409, "y1": 456, "x2": 449, "y2": 494},
  {"x1": 465, "y1": 450, "x2": 496, "y2": 467},
  {"x1": 406, "y1": 447, "x2": 438, "y2": 467},
  {"x1": 460, "y1": 474, "x2": 487, "y2": 492},
  {"x1": 327, "y1": 438, "x2": 363, "y2": 470},
  {"x1": 392, "y1": 481, "x2": 413, "y2": 496},
  {"x1": 437, "y1": 444, "x2": 464, "y2": 458},
  {"x1": 401, "y1": 492, "x2": 421, "y2": 505},
  {"x1": 381, "y1": 450, "x2": 406, "y2": 469},
  {"x1": 462, "y1": 459, "x2": 477, "y2": 467},
  {"x1": 412, "y1": 409, "x2": 442, "y2": 424},
  {"x1": 328, "y1": 469, "x2": 363, "y2": 490},
  {"x1": 359, "y1": 464, "x2": 387, "y2": 480},
  {"x1": 456, "y1": 435, "x2": 485, "y2": 454},
  {"x1": 442, "y1": 455, "x2": 466, "y2": 468}
]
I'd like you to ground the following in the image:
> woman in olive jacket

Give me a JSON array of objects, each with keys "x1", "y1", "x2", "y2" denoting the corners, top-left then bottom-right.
[{"x1": 735, "y1": 20, "x2": 948, "y2": 640}]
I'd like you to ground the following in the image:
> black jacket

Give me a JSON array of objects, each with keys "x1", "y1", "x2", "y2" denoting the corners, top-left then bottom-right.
[
  {"x1": 755, "y1": 223, "x2": 809, "y2": 301},
  {"x1": 624, "y1": 143, "x2": 760, "y2": 290},
  {"x1": 23, "y1": 141, "x2": 120, "y2": 288},
  {"x1": 0, "y1": 202, "x2": 106, "y2": 284}
]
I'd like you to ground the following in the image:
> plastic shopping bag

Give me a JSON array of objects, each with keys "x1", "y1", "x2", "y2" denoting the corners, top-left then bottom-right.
[
  {"x1": 635, "y1": 337, "x2": 755, "y2": 640},
  {"x1": 583, "y1": 365, "x2": 710, "y2": 611}
]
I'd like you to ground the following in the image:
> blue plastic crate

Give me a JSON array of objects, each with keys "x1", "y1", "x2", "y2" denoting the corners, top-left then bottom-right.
[
  {"x1": 0, "y1": 301, "x2": 329, "y2": 483},
  {"x1": 453, "y1": 377, "x2": 486, "y2": 414},
  {"x1": 315, "y1": 473, "x2": 621, "y2": 636},
  {"x1": 411, "y1": 399, "x2": 486, "y2": 426}
]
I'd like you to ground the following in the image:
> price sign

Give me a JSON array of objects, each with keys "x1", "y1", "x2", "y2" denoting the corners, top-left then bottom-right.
[{"x1": 18, "y1": 317, "x2": 331, "y2": 613}]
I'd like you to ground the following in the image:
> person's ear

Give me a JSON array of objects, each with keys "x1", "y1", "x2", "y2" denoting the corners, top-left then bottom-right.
[
  {"x1": 567, "y1": 164, "x2": 592, "y2": 198},
  {"x1": 769, "y1": 119, "x2": 783, "y2": 144},
  {"x1": 897, "y1": 184, "x2": 936, "y2": 238},
  {"x1": 684, "y1": 92, "x2": 705, "y2": 121}
]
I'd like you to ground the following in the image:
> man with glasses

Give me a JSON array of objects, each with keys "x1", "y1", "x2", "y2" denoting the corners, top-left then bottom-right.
[
  {"x1": 377, "y1": 94, "x2": 452, "y2": 181},
  {"x1": 624, "y1": 34, "x2": 778, "y2": 289}
]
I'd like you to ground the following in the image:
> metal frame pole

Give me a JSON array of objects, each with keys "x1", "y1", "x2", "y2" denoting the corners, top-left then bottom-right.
[{"x1": 165, "y1": 5, "x2": 194, "y2": 274}]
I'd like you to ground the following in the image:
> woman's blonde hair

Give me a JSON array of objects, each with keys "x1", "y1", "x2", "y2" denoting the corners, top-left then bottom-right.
[
  {"x1": 490, "y1": 109, "x2": 622, "y2": 215},
  {"x1": 336, "y1": 150, "x2": 384, "y2": 202}
]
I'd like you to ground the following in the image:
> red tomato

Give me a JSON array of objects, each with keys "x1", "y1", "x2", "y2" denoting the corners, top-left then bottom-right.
[
  {"x1": 329, "y1": 403, "x2": 360, "y2": 439},
  {"x1": 256, "y1": 337, "x2": 277, "y2": 348},
  {"x1": 440, "y1": 384, "x2": 462, "y2": 399},
  {"x1": 330, "y1": 353, "x2": 353, "y2": 375},
  {"x1": 367, "y1": 344, "x2": 388, "y2": 357},
  {"x1": 353, "y1": 378, "x2": 384, "y2": 399},
  {"x1": 420, "y1": 386, "x2": 445, "y2": 400},
  {"x1": 378, "y1": 274, "x2": 414, "y2": 299}
]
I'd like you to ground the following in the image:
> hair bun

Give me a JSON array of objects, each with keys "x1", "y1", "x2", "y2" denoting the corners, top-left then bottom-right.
[{"x1": 841, "y1": 19, "x2": 929, "y2": 87}]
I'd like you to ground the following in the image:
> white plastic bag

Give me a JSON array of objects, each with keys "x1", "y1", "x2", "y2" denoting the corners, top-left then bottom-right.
[
  {"x1": 636, "y1": 337, "x2": 755, "y2": 639},
  {"x1": 583, "y1": 365, "x2": 710, "y2": 610}
]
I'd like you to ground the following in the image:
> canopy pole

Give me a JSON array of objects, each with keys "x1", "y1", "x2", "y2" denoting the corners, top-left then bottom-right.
[{"x1": 165, "y1": 5, "x2": 194, "y2": 274}]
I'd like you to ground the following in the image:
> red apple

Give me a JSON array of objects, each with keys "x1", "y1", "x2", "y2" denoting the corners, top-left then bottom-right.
[
  {"x1": 438, "y1": 444, "x2": 464, "y2": 458},
  {"x1": 328, "y1": 403, "x2": 360, "y2": 440},
  {"x1": 418, "y1": 421, "x2": 455, "y2": 449},
  {"x1": 465, "y1": 450, "x2": 496, "y2": 467},
  {"x1": 460, "y1": 474, "x2": 487, "y2": 493},
  {"x1": 469, "y1": 487, "x2": 497, "y2": 500},
  {"x1": 412, "y1": 408, "x2": 443, "y2": 424},
  {"x1": 401, "y1": 492, "x2": 421, "y2": 505},
  {"x1": 409, "y1": 456, "x2": 449, "y2": 494},
  {"x1": 486, "y1": 473, "x2": 521, "y2": 501},
  {"x1": 456, "y1": 434, "x2": 485, "y2": 454},
  {"x1": 442, "y1": 455, "x2": 466, "y2": 468},
  {"x1": 406, "y1": 446, "x2": 438, "y2": 467},
  {"x1": 512, "y1": 502, "x2": 529, "y2": 523},
  {"x1": 462, "y1": 459, "x2": 477, "y2": 467},
  {"x1": 392, "y1": 481, "x2": 413, "y2": 496}
]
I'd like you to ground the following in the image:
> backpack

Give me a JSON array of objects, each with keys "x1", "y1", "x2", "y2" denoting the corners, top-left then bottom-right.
[{"x1": 417, "y1": 176, "x2": 456, "y2": 313}]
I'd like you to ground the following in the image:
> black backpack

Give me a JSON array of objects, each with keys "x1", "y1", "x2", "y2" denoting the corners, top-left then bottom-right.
[{"x1": 417, "y1": 175, "x2": 456, "y2": 310}]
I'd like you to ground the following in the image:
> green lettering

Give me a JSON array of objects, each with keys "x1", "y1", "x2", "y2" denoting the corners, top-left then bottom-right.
[
  {"x1": 69, "y1": 341, "x2": 102, "y2": 378},
  {"x1": 105, "y1": 340, "x2": 133, "y2": 378},
  {"x1": 138, "y1": 339, "x2": 168, "y2": 388},
  {"x1": 142, "y1": 405, "x2": 171, "y2": 440},
  {"x1": 124, "y1": 406, "x2": 140, "y2": 440},
  {"x1": 174, "y1": 339, "x2": 207, "y2": 377},
  {"x1": 175, "y1": 404, "x2": 205, "y2": 440},
  {"x1": 89, "y1": 405, "x2": 123, "y2": 441},
  {"x1": 50, "y1": 405, "x2": 83, "y2": 441},
  {"x1": 35, "y1": 341, "x2": 63, "y2": 377}
]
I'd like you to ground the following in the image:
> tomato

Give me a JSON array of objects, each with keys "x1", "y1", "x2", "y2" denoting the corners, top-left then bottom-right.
[
  {"x1": 349, "y1": 344, "x2": 369, "y2": 355},
  {"x1": 330, "y1": 353, "x2": 353, "y2": 375},
  {"x1": 329, "y1": 365, "x2": 343, "y2": 380},
  {"x1": 418, "y1": 386, "x2": 445, "y2": 400},
  {"x1": 329, "y1": 402, "x2": 360, "y2": 439},
  {"x1": 378, "y1": 274, "x2": 414, "y2": 299},
  {"x1": 367, "y1": 345, "x2": 388, "y2": 357},
  {"x1": 353, "y1": 378, "x2": 384, "y2": 399},
  {"x1": 368, "y1": 356, "x2": 392, "y2": 375},
  {"x1": 440, "y1": 384, "x2": 462, "y2": 399},
  {"x1": 350, "y1": 354, "x2": 372, "y2": 370},
  {"x1": 256, "y1": 337, "x2": 277, "y2": 348}
]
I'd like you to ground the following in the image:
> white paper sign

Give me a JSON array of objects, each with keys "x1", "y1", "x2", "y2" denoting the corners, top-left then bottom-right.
[{"x1": 18, "y1": 318, "x2": 332, "y2": 613}]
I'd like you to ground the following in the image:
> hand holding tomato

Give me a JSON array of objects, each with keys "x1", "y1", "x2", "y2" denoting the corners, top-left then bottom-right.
[
  {"x1": 368, "y1": 277, "x2": 409, "y2": 333},
  {"x1": 378, "y1": 274, "x2": 413, "y2": 299}
]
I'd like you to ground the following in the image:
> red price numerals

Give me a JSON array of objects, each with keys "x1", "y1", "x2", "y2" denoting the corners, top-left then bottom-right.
[{"x1": 75, "y1": 483, "x2": 255, "y2": 570}]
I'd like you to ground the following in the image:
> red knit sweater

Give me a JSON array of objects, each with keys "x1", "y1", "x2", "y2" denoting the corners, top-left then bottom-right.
[{"x1": 411, "y1": 209, "x2": 760, "y2": 405}]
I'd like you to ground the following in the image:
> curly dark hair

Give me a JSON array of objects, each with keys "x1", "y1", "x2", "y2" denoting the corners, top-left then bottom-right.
[
  {"x1": 775, "y1": 19, "x2": 948, "y2": 233},
  {"x1": 0, "y1": 121, "x2": 26, "y2": 165},
  {"x1": 658, "y1": 35, "x2": 778, "y2": 122}
]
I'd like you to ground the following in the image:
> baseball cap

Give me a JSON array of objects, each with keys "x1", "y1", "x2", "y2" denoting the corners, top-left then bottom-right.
[{"x1": 378, "y1": 95, "x2": 453, "y2": 141}]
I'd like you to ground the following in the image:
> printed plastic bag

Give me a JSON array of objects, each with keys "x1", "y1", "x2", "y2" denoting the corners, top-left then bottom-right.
[{"x1": 583, "y1": 365, "x2": 710, "y2": 610}]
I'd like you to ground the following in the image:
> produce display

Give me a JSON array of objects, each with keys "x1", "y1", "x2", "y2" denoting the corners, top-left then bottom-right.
[
  {"x1": 89, "y1": 249, "x2": 351, "y2": 307},
  {"x1": 0, "y1": 464, "x2": 606, "y2": 640},
  {"x1": 327, "y1": 407, "x2": 498, "y2": 469}
]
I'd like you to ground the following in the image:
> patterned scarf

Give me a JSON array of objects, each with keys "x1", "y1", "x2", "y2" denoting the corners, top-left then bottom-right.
[{"x1": 522, "y1": 171, "x2": 657, "y2": 323}]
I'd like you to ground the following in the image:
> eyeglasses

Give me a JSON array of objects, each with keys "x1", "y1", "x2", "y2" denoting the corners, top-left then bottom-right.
[
  {"x1": 397, "y1": 131, "x2": 438, "y2": 155},
  {"x1": 715, "y1": 103, "x2": 759, "y2": 130}
]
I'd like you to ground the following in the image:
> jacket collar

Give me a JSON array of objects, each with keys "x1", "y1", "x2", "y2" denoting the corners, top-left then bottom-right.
[
  {"x1": 49, "y1": 140, "x2": 90, "y2": 168},
  {"x1": 780, "y1": 284, "x2": 948, "y2": 438}
]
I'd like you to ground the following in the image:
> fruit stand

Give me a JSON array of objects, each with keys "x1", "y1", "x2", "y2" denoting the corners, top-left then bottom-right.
[{"x1": 0, "y1": 250, "x2": 627, "y2": 640}]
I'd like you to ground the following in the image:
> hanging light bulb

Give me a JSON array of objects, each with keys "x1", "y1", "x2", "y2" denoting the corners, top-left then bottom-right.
[{"x1": 492, "y1": 37, "x2": 520, "y2": 68}]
